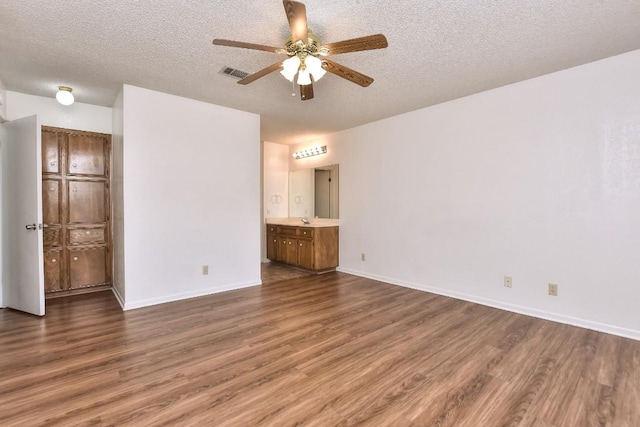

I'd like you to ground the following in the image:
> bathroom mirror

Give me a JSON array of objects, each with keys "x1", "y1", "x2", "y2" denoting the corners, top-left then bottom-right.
[{"x1": 289, "y1": 164, "x2": 339, "y2": 219}]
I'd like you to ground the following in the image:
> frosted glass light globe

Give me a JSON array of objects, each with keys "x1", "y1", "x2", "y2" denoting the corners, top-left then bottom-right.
[{"x1": 56, "y1": 87, "x2": 74, "y2": 106}]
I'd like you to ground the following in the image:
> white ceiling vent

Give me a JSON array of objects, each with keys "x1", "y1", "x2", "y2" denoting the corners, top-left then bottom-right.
[{"x1": 220, "y1": 66, "x2": 249, "y2": 80}]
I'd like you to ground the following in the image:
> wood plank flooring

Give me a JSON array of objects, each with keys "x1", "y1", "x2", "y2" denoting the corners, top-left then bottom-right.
[
  {"x1": 261, "y1": 261, "x2": 314, "y2": 285},
  {"x1": 1, "y1": 272, "x2": 639, "y2": 426}
]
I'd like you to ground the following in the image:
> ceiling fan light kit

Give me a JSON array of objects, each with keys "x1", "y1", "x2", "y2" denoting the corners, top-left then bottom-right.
[{"x1": 212, "y1": 0, "x2": 388, "y2": 101}]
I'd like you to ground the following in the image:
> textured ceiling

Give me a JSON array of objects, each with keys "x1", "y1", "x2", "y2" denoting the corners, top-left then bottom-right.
[{"x1": 1, "y1": 1, "x2": 640, "y2": 144}]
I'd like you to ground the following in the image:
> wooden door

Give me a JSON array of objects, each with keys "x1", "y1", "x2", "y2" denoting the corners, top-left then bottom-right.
[{"x1": 42, "y1": 127, "x2": 112, "y2": 296}]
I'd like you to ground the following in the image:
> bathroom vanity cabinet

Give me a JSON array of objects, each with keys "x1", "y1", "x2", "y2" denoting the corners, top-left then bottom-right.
[{"x1": 266, "y1": 223, "x2": 338, "y2": 272}]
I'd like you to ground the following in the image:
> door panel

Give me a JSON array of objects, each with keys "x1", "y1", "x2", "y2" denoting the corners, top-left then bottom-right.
[
  {"x1": 68, "y1": 248, "x2": 107, "y2": 288},
  {"x1": 67, "y1": 180, "x2": 106, "y2": 224},
  {"x1": 67, "y1": 134, "x2": 105, "y2": 176},
  {"x1": 1, "y1": 115, "x2": 45, "y2": 315}
]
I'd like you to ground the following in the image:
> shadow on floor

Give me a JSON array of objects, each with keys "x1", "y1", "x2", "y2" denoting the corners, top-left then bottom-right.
[{"x1": 261, "y1": 262, "x2": 314, "y2": 285}]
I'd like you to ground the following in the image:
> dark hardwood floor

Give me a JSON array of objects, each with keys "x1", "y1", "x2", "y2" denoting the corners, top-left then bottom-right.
[{"x1": 1, "y1": 272, "x2": 639, "y2": 426}]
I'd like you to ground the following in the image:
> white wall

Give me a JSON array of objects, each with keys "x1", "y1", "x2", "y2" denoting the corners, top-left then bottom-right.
[
  {"x1": 121, "y1": 85, "x2": 261, "y2": 309},
  {"x1": 0, "y1": 77, "x2": 7, "y2": 121},
  {"x1": 111, "y1": 89, "x2": 125, "y2": 303},
  {"x1": 262, "y1": 141, "x2": 289, "y2": 261},
  {"x1": 293, "y1": 49, "x2": 640, "y2": 340},
  {"x1": 0, "y1": 77, "x2": 5, "y2": 307},
  {"x1": 6, "y1": 91, "x2": 112, "y2": 133}
]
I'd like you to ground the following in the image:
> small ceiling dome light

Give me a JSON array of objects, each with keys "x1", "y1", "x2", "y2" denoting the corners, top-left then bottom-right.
[{"x1": 56, "y1": 86, "x2": 74, "y2": 106}]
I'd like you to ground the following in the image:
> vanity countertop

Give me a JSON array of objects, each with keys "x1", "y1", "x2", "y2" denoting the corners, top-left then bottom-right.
[{"x1": 266, "y1": 217, "x2": 339, "y2": 228}]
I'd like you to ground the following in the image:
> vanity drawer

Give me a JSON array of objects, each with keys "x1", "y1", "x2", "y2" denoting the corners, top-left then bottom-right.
[
  {"x1": 68, "y1": 228, "x2": 105, "y2": 245},
  {"x1": 267, "y1": 225, "x2": 278, "y2": 234},
  {"x1": 297, "y1": 227, "x2": 314, "y2": 238},
  {"x1": 278, "y1": 226, "x2": 298, "y2": 236}
]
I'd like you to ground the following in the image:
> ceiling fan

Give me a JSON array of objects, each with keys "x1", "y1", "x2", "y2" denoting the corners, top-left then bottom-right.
[{"x1": 212, "y1": 0, "x2": 388, "y2": 101}]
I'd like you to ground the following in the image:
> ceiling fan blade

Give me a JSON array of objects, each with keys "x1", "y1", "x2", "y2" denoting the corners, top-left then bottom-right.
[
  {"x1": 237, "y1": 62, "x2": 283, "y2": 85},
  {"x1": 321, "y1": 59, "x2": 374, "y2": 87},
  {"x1": 212, "y1": 39, "x2": 282, "y2": 53},
  {"x1": 300, "y1": 83, "x2": 314, "y2": 101},
  {"x1": 283, "y1": 0, "x2": 308, "y2": 44},
  {"x1": 322, "y1": 34, "x2": 388, "y2": 56}
]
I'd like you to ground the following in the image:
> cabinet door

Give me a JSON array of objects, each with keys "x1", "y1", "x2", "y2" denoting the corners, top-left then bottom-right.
[
  {"x1": 44, "y1": 249, "x2": 64, "y2": 292},
  {"x1": 43, "y1": 179, "x2": 62, "y2": 226},
  {"x1": 284, "y1": 238, "x2": 297, "y2": 265},
  {"x1": 278, "y1": 238, "x2": 288, "y2": 262},
  {"x1": 297, "y1": 239, "x2": 313, "y2": 270},
  {"x1": 68, "y1": 180, "x2": 106, "y2": 224},
  {"x1": 68, "y1": 227, "x2": 106, "y2": 245},
  {"x1": 266, "y1": 234, "x2": 278, "y2": 261},
  {"x1": 67, "y1": 133, "x2": 106, "y2": 176},
  {"x1": 68, "y1": 247, "x2": 108, "y2": 289},
  {"x1": 42, "y1": 131, "x2": 60, "y2": 174}
]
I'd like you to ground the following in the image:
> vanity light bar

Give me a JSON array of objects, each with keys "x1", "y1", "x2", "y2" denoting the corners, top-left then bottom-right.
[{"x1": 292, "y1": 145, "x2": 327, "y2": 160}]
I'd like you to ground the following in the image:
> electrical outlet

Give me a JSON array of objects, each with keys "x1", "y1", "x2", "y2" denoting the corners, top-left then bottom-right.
[
  {"x1": 361, "y1": 253, "x2": 366, "y2": 261},
  {"x1": 202, "y1": 265, "x2": 209, "y2": 275},
  {"x1": 548, "y1": 283, "x2": 558, "y2": 296},
  {"x1": 504, "y1": 276, "x2": 512, "y2": 288}
]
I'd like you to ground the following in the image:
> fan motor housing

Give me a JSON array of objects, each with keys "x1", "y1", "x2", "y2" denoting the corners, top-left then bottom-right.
[{"x1": 284, "y1": 30, "x2": 327, "y2": 56}]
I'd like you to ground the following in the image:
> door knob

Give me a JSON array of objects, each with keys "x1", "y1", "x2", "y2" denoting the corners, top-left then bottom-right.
[{"x1": 25, "y1": 224, "x2": 37, "y2": 230}]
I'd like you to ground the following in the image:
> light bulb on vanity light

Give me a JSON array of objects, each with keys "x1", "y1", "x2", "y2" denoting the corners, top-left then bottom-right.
[
  {"x1": 292, "y1": 145, "x2": 327, "y2": 160},
  {"x1": 56, "y1": 86, "x2": 74, "y2": 106}
]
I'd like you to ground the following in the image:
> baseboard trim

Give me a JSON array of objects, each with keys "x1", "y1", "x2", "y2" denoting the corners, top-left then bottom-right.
[
  {"x1": 337, "y1": 267, "x2": 640, "y2": 341},
  {"x1": 121, "y1": 280, "x2": 262, "y2": 311},
  {"x1": 111, "y1": 286, "x2": 125, "y2": 310}
]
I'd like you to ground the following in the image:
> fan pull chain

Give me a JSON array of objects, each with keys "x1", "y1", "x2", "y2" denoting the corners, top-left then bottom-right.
[{"x1": 292, "y1": 80, "x2": 296, "y2": 97}]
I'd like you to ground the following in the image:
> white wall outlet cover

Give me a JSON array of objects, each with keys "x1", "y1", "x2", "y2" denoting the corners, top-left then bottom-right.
[{"x1": 504, "y1": 276, "x2": 512, "y2": 288}]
